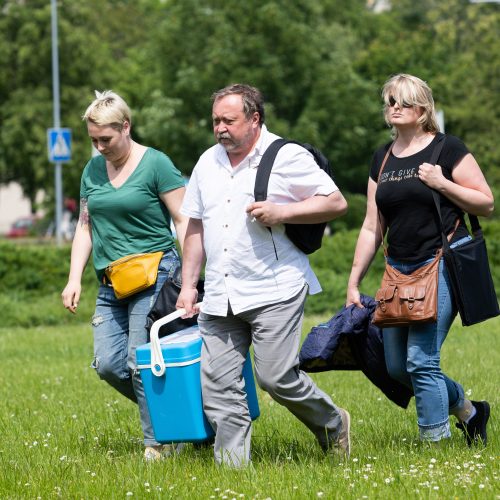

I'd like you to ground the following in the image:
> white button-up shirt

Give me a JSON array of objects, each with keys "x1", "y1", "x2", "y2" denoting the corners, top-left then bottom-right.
[{"x1": 181, "y1": 125, "x2": 338, "y2": 316}]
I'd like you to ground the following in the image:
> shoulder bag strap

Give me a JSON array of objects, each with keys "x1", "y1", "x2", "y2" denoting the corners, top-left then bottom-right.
[
  {"x1": 429, "y1": 136, "x2": 483, "y2": 250},
  {"x1": 376, "y1": 143, "x2": 394, "y2": 255}
]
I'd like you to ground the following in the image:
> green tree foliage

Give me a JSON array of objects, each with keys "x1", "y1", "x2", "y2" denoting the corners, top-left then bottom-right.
[
  {"x1": 358, "y1": 0, "x2": 500, "y2": 200},
  {"x1": 135, "y1": 0, "x2": 383, "y2": 192},
  {"x1": 0, "y1": 0, "x2": 498, "y2": 213},
  {"x1": 0, "y1": 1, "x2": 53, "y2": 209},
  {"x1": 0, "y1": 0, "x2": 154, "y2": 209},
  {"x1": 432, "y1": 1, "x2": 500, "y2": 198}
]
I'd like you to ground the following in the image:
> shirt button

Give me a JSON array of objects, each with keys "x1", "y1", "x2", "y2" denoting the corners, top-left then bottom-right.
[
  {"x1": 225, "y1": 273, "x2": 228, "y2": 277},
  {"x1": 224, "y1": 248, "x2": 227, "y2": 251},
  {"x1": 227, "y1": 199, "x2": 231, "y2": 203}
]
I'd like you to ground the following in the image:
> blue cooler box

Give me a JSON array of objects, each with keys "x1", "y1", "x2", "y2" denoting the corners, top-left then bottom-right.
[{"x1": 137, "y1": 326, "x2": 260, "y2": 443}]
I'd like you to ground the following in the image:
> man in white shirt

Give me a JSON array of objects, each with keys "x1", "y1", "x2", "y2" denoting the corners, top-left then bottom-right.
[{"x1": 178, "y1": 84, "x2": 350, "y2": 467}]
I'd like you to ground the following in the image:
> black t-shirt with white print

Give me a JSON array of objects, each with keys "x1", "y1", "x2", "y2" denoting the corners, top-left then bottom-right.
[{"x1": 370, "y1": 133, "x2": 470, "y2": 262}]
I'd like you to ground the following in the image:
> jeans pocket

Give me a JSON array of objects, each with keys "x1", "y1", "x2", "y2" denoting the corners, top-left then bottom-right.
[{"x1": 158, "y1": 249, "x2": 180, "y2": 277}]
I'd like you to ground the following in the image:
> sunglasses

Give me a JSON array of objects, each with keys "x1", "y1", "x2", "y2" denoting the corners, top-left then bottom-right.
[{"x1": 388, "y1": 96, "x2": 413, "y2": 108}]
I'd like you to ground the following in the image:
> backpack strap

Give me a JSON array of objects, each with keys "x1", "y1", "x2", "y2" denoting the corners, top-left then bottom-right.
[
  {"x1": 254, "y1": 138, "x2": 301, "y2": 260},
  {"x1": 254, "y1": 138, "x2": 297, "y2": 202}
]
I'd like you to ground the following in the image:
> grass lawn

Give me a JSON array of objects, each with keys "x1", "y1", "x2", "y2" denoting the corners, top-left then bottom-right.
[{"x1": 0, "y1": 315, "x2": 498, "y2": 499}]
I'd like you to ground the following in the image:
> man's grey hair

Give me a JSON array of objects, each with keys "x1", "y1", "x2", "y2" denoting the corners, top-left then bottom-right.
[{"x1": 211, "y1": 84, "x2": 265, "y2": 125}]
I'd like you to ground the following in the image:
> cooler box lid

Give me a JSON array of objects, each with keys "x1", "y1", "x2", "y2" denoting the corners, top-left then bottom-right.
[{"x1": 136, "y1": 326, "x2": 201, "y2": 367}]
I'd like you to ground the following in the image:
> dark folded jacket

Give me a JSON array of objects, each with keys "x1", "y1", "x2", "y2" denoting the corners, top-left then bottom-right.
[{"x1": 299, "y1": 294, "x2": 413, "y2": 409}]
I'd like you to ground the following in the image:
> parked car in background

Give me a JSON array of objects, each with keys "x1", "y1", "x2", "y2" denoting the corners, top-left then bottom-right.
[{"x1": 6, "y1": 216, "x2": 39, "y2": 238}]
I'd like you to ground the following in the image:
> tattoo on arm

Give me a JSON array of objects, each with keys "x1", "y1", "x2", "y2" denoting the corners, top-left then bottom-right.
[{"x1": 79, "y1": 198, "x2": 91, "y2": 229}]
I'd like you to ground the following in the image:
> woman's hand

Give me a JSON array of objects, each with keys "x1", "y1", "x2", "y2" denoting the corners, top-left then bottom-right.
[
  {"x1": 418, "y1": 162, "x2": 445, "y2": 190},
  {"x1": 61, "y1": 198, "x2": 92, "y2": 314},
  {"x1": 346, "y1": 284, "x2": 364, "y2": 309},
  {"x1": 346, "y1": 177, "x2": 381, "y2": 310},
  {"x1": 419, "y1": 154, "x2": 494, "y2": 217},
  {"x1": 61, "y1": 280, "x2": 81, "y2": 314}
]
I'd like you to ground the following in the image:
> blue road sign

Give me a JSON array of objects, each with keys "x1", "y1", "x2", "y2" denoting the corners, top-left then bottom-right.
[{"x1": 47, "y1": 128, "x2": 72, "y2": 163}]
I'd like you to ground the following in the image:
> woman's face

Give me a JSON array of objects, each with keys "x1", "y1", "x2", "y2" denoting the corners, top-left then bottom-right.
[
  {"x1": 385, "y1": 95, "x2": 424, "y2": 129},
  {"x1": 87, "y1": 121, "x2": 130, "y2": 162}
]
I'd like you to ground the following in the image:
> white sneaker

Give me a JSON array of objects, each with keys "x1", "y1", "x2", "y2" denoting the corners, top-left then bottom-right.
[
  {"x1": 144, "y1": 443, "x2": 186, "y2": 461},
  {"x1": 144, "y1": 446, "x2": 162, "y2": 461},
  {"x1": 335, "y1": 408, "x2": 351, "y2": 459},
  {"x1": 322, "y1": 408, "x2": 351, "y2": 460}
]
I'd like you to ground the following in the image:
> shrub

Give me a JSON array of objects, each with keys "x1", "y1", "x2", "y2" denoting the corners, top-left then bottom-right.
[
  {"x1": 0, "y1": 241, "x2": 96, "y2": 294},
  {"x1": 328, "y1": 192, "x2": 367, "y2": 233},
  {"x1": 306, "y1": 228, "x2": 385, "y2": 315},
  {"x1": 1, "y1": 218, "x2": 499, "y2": 327},
  {"x1": 0, "y1": 241, "x2": 98, "y2": 327}
]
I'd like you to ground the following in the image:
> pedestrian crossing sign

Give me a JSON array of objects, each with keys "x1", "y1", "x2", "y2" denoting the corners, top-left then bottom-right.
[{"x1": 47, "y1": 128, "x2": 72, "y2": 163}]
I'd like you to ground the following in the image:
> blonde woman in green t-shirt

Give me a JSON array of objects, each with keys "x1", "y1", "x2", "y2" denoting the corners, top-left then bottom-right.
[{"x1": 62, "y1": 90, "x2": 187, "y2": 461}]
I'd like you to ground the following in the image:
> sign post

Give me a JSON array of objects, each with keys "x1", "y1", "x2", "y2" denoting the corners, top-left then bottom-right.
[
  {"x1": 48, "y1": 128, "x2": 72, "y2": 163},
  {"x1": 50, "y1": 0, "x2": 66, "y2": 246}
]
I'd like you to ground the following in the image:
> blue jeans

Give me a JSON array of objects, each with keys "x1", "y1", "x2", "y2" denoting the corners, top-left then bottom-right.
[
  {"x1": 91, "y1": 249, "x2": 180, "y2": 446},
  {"x1": 383, "y1": 237, "x2": 471, "y2": 441}
]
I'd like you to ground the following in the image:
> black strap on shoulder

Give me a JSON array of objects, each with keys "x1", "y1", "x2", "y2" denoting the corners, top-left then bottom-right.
[
  {"x1": 429, "y1": 135, "x2": 482, "y2": 248},
  {"x1": 429, "y1": 134, "x2": 446, "y2": 168},
  {"x1": 429, "y1": 135, "x2": 448, "y2": 245},
  {"x1": 254, "y1": 138, "x2": 304, "y2": 260},
  {"x1": 254, "y1": 139, "x2": 300, "y2": 201}
]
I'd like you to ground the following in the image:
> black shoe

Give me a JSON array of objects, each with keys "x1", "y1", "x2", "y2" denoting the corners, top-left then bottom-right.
[{"x1": 456, "y1": 400, "x2": 490, "y2": 446}]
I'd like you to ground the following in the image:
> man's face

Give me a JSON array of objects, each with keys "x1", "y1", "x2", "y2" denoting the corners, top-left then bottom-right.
[{"x1": 212, "y1": 94, "x2": 259, "y2": 156}]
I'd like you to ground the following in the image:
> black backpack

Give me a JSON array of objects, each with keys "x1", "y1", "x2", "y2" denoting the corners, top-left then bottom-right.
[{"x1": 254, "y1": 138, "x2": 334, "y2": 255}]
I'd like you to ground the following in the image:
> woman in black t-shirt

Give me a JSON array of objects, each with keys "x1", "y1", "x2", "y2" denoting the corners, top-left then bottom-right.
[{"x1": 347, "y1": 74, "x2": 494, "y2": 446}]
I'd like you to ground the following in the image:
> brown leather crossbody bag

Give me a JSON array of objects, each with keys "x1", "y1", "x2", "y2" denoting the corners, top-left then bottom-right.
[{"x1": 372, "y1": 137, "x2": 446, "y2": 328}]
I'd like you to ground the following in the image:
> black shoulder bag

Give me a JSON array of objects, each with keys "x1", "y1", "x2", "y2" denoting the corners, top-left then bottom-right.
[{"x1": 431, "y1": 158, "x2": 499, "y2": 326}]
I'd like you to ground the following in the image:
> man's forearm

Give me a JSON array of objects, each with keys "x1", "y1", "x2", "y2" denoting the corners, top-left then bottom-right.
[
  {"x1": 181, "y1": 218, "x2": 205, "y2": 288},
  {"x1": 281, "y1": 191, "x2": 348, "y2": 224}
]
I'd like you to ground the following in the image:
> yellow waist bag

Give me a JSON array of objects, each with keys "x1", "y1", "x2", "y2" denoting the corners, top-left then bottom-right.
[{"x1": 104, "y1": 252, "x2": 164, "y2": 300}]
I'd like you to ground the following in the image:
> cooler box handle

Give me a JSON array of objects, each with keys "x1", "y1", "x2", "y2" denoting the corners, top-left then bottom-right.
[{"x1": 150, "y1": 304, "x2": 202, "y2": 377}]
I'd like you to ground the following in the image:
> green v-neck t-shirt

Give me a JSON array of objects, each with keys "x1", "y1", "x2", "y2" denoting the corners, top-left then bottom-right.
[{"x1": 80, "y1": 147, "x2": 185, "y2": 281}]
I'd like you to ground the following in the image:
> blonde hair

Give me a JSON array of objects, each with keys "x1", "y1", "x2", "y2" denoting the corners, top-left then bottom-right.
[
  {"x1": 382, "y1": 74, "x2": 439, "y2": 136},
  {"x1": 82, "y1": 90, "x2": 131, "y2": 130}
]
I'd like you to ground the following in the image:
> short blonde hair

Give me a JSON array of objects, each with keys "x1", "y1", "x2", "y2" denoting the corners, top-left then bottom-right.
[
  {"x1": 382, "y1": 74, "x2": 439, "y2": 136},
  {"x1": 82, "y1": 90, "x2": 131, "y2": 130}
]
